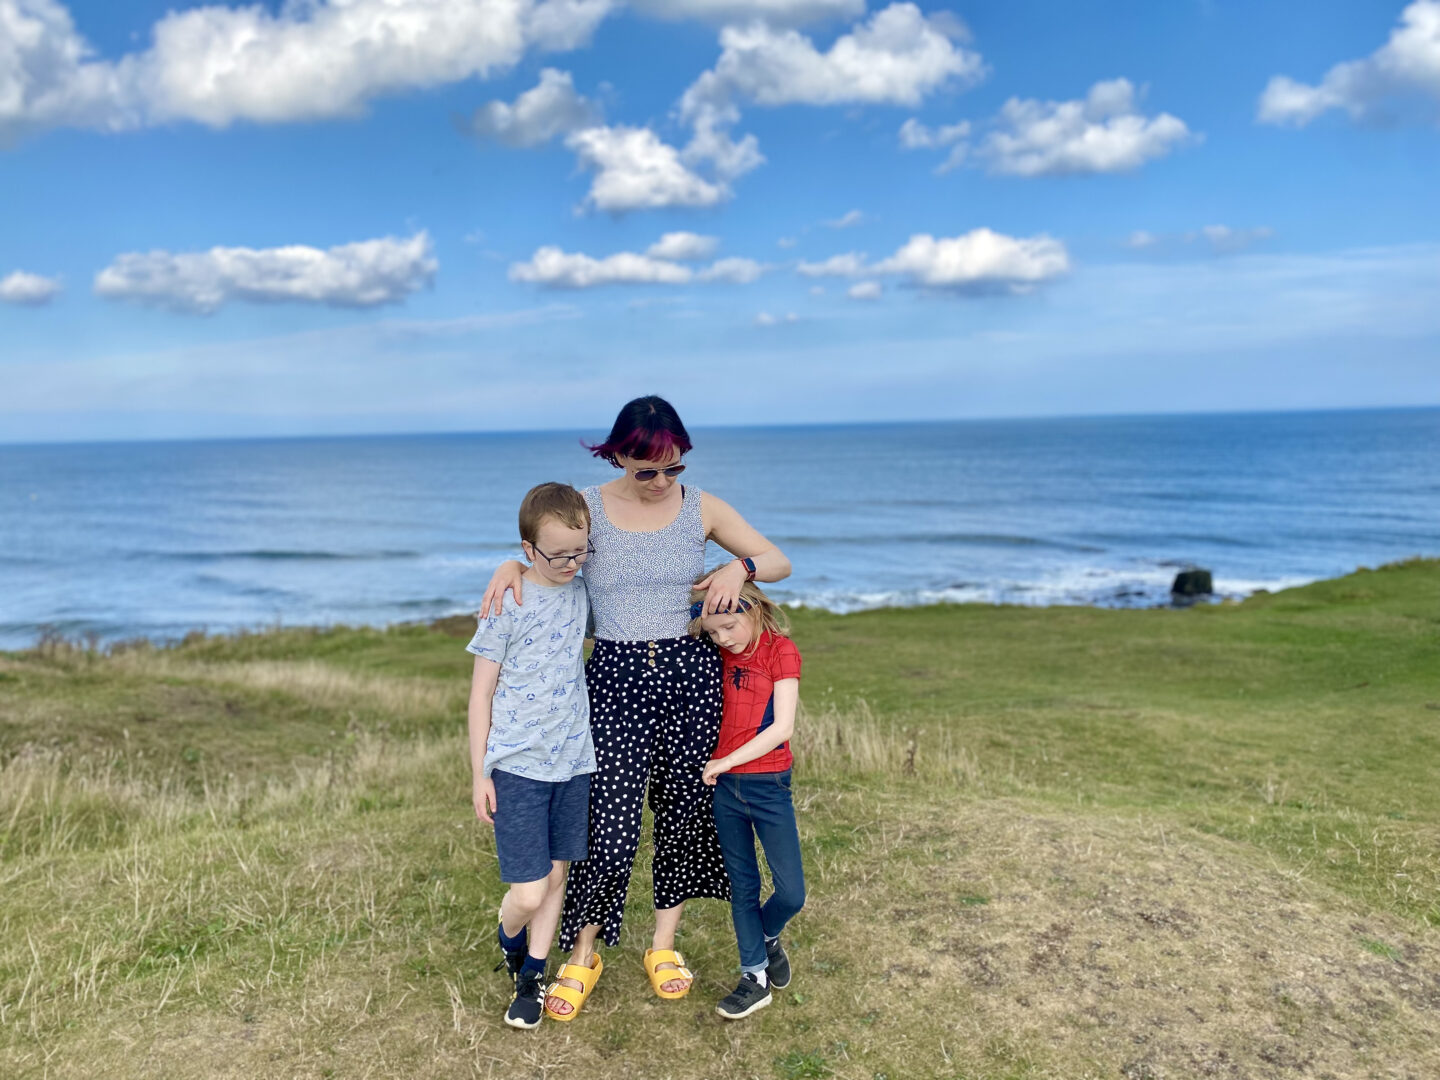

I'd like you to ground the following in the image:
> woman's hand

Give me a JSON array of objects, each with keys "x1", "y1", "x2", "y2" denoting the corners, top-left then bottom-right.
[
  {"x1": 479, "y1": 560, "x2": 526, "y2": 618},
  {"x1": 694, "y1": 559, "x2": 749, "y2": 616},
  {"x1": 701, "y1": 757, "x2": 732, "y2": 786},
  {"x1": 473, "y1": 776, "x2": 498, "y2": 823}
]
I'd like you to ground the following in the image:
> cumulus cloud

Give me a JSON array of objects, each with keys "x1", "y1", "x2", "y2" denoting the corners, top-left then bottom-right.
[
  {"x1": 679, "y1": 2, "x2": 984, "y2": 117},
  {"x1": 697, "y1": 257, "x2": 766, "y2": 283},
  {"x1": 0, "y1": 270, "x2": 62, "y2": 305},
  {"x1": 467, "y1": 67, "x2": 597, "y2": 146},
  {"x1": 847, "y1": 280, "x2": 882, "y2": 300},
  {"x1": 647, "y1": 232, "x2": 720, "y2": 260},
  {"x1": 0, "y1": 0, "x2": 612, "y2": 141},
  {"x1": 977, "y1": 79, "x2": 1193, "y2": 177},
  {"x1": 796, "y1": 252, "x2": 868, "y2": 277},
  {"x1": 1257, "y1": 0, "x2": 1440, "y2": 126},
  {"x1": 872, "y1": 229, "x2": 1069, "y2": 293},
  {"x1": 93, "y1": 232, "x2": 436, "y2": 313},
  {"x1": 1126, "y1": 230, "x2": 1159, "y2": 249},
  {"x1": 565, "y1": 124, "x2": 726, "y2": 211},
  {"x1": 824, "y1": 209, "x2": 865, "y2": 228},
  {"x1": 510, "y1": 241, "x2": 765, "y2": 287},
  {"x1": 898, "y1": 116, "x2": 970, "y2": 172},
  {"x1": 629, "y1": 0, "x2": 863, "y2": 25}
]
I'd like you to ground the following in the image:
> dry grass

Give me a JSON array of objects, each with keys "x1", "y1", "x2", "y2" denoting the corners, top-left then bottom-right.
[{"x1": 3, "y1": 694, "x2": 1438, "y2": 1079}]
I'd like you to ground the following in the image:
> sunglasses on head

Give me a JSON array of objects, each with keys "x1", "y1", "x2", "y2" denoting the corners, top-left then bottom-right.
[{"x1": 631, "y1": 463, "x2": 686, "y2": 481}]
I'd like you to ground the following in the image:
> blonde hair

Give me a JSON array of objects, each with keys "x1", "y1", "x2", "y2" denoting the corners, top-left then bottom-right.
[
  {"x1": 687, "y1": 573, "x2": 790, "y2": 645},
  {"x1": 518, "y1": 482, "x2": 590, "y2": 546}
]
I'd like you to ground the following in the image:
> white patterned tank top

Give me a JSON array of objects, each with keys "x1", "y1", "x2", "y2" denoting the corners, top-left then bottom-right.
[{"x1": 582, "y1": 484, "x2": 707, "y2": 642}]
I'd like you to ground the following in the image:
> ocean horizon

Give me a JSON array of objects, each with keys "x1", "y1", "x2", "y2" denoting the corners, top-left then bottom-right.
[{"x1": 3, "y1": 406, "x2": 1438, "y2": 650}]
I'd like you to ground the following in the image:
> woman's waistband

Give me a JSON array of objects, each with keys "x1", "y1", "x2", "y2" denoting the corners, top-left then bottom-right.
[{"x1": 592, "y1": 635, "x2": 708, "y2": 650}]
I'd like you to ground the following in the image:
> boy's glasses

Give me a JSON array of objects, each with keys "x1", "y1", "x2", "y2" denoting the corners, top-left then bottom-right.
[
  {"x1": 631, "y1": 464, "x2": 686, "y2": 481},
  {"x1": 531, "y1": 543, "x2": 596, "y2": 569}
]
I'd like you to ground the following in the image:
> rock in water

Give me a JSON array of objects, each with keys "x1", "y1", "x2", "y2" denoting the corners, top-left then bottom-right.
[{"x1": 1171, "y1": 568, "x2": 1214, "y2": 597}]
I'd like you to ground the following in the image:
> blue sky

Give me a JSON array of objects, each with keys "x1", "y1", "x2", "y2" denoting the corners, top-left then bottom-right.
[{"x1": 2, "y1": 0, "x2": 1438, "y2": 442}]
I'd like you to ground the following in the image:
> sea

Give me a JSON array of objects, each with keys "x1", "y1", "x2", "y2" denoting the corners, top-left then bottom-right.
[{"x1": 2, "y1": 408, "x2": 1437, "y2": 651}]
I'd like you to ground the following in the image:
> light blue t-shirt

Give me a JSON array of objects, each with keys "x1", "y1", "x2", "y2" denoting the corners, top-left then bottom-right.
[{"x1": 466, "y1": 577, "x2": 596, "y2": 782}]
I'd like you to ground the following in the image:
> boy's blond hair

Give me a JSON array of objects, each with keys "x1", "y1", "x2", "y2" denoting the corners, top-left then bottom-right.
[
  {"x1": 518, "y1": 482, "x2": 590, "y2": 546},
  {"x1": 687, "y1": 573, "x2": 790, "y2": 641}
]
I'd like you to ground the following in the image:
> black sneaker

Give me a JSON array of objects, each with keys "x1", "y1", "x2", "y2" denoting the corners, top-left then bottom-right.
[
  {"x1": 716, "y1": 973, "x2": 772, "y2": 1021},
  {"x1": 765, "y1": 937, "x2": 791, "y2": 989},
  {"x1": 505, "y1": 968, "x2": 546, "y2": 1029}
]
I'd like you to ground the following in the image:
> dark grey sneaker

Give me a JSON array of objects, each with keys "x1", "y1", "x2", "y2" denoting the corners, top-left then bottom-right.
[
  {"x1": 716, "y1": 973, "x2": 772, "y2": 1021},
  {"x1": 505, "y1": 968, "x2": 545, "y2": 1029},
  {"x1": 765, "y1": 937, "x2": 791, "y2": 990}
]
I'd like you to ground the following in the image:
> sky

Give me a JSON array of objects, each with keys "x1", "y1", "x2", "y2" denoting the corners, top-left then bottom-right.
[{"x1": 2, "y1": 0, "x2": 1439, "y2": 443}]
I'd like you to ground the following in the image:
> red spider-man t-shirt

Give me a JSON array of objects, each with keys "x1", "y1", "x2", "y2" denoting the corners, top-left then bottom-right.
[{"x1": 716, "y1": 631, "x2": 802, "y2": 774}]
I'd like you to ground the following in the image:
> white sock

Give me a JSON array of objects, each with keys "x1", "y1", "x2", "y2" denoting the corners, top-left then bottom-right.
[{"x1": 749, "y1": 970, "x2": 768, "y2": 988}]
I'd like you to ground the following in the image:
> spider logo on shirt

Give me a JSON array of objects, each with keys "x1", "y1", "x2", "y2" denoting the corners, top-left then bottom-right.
[{"x1": 729, "y1": 666, "x2": 750, "y2": 691}]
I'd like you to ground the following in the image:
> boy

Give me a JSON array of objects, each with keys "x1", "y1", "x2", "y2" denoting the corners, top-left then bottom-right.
[{"x1": 467, "y1": 482, "x2": 596, "y2": 1029}]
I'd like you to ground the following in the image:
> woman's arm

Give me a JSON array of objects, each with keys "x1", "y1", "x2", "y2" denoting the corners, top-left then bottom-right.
[
  {"x1": 697, "y1": 493, "x2": 792, "y2": 616},
  {"x1": 468, "y1": 656, "x2": 502, "y2": 821},
  {"x1": 702, "y1": 678, "x2": 798, "y2": 784},
  {"x1": 478, "y1": 560, "x2": 527, "y2": 618}
]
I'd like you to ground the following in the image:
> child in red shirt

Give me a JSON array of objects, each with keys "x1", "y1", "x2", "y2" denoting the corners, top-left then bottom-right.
[{"x1": 689, "y1": 579, "x2": 805, "y2": 1021}]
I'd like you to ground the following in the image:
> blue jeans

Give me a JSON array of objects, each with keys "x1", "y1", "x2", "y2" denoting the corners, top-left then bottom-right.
[{"x1": 712, "y1": 770, "x2": 806, "y2": 973}]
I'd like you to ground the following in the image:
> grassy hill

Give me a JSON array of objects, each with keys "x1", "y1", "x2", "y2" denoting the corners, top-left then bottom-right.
[{"x1": 2, "y1": 561, "x2": 1438, "y2": 1079}]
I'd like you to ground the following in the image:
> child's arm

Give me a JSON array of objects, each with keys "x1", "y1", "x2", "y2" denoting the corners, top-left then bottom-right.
[
  {"x1": 702, "y1": 678, "x2": 799, "y2": 785},
  {"x1": 468, "y1": 655, "x2": 502, "y2": 822}
]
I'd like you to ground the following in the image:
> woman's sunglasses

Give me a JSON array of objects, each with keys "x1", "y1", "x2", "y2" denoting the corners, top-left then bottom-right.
[{"x1": 631, "y1": 464, "x2": 686, "y2": 481}]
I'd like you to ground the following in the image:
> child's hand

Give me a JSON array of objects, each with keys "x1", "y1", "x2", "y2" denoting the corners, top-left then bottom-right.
[
  {"x1": 473, "y1": 776, "x2": 498, "y2": 823},
  {"x1": 701, "y1": 758, "x2": 731, "y2": 786}
]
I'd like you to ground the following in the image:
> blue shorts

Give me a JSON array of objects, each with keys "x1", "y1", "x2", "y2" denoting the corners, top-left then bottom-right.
[{"x1": 491, "y1": 770, "x2": 591, "y2": 884}]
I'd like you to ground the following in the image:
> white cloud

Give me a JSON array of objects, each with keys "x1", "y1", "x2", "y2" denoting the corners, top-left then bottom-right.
[
  {"x1": 630, "y1": 0, "x2": 863, "y2": 25},
  {"x1": 848, "y1": 280, "x2": 882, "y2": 300},
  {"x1": 754, "y1": 310, "x2": 799, "y2": 325},
  {"x1": 565, "y1": 124, "x2": 726, "y2": 211},
  {"x1": 680, "y1": 2, "x2": 984, "y2": 117},
  {"x1": 646, "y1": 232, "x2": 720, "y2": 260},
  {"x1": 509, "y1": 246, "x2": 692, "y2": 288},
  {"x1": 872, "y1": 229, "x2": 1069, "y2": 293},
  {"x1": 697, "y1": 256, "x2": 766, "y2": 283},
  {"x1": 1257, "y1": 1, "x2": 1440, "y2": 126},
  {"x1": 1197, "y1": 224, "x2": 1275, "y2": 252},
  {"x1": 0, "y1": 0, "x2": 613, "y2": 140},
  {"x1": 898, "y1": 116, "x2": 970, "y2": 172},
  {"x1": 898, "y1": 116, "x2": 969, "y2": 148},
  {"x1": 510, "y1": 244, "x2": 764, "y2": 287},
  {"x1": 0, "y1": 270, "x2": 62, "y2": 305},
  {"x1": 467, "y1": 67, "x2": 597, "y2": 146},
  {"x1": 777, "y1": 236, "x2": 798, "y2": 249},
  {"x1": 824, "y1": 209, "x2": 865, "y2": 228},
  {"x1": 680, "y1": 100, "x2": 765, "y2": 182},
  {"x1": 796, "y1": 252, "x2": 868, "y2": 277},
  {"x1": 93, "y1": 232, "x2": 436, "y2": 313},
  {"x1": 1127, "y1": 225, "x2": 1275, "y2": 254},
  {"x1": 978, "y1": 79, "x2": 1193, "y2": 177}
]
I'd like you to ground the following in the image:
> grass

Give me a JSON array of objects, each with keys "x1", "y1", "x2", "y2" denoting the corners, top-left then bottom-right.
[{"x1": 2, "y1": 560, "x2": 1439, "y2": 1078}]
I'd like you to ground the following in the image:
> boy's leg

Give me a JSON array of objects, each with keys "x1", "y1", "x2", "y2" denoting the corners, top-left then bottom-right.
[
  {"x1": 712, "y1": 776, "x2": 768, "y2": 976},
  {"x1": 501, "y1": 877, "x2": 550, "y2": 939},
  {"x1": 527, "y1": 860, "x2": 568, "y2": 963}
]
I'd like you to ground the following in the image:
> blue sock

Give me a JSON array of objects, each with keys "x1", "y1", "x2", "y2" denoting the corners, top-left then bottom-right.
[
  {"x1": 521, "y1": 954, "x2": 547, "y2": 977},
  {"x1": 498, "y1": 922, "x2": 527, "y2": 954}
]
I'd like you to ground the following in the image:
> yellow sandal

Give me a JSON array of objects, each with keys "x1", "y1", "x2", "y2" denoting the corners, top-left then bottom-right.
[
  {"x1": 643, "y1": 949, "x2": 694, "y2": 1000},
  {"x1": 544, "y1": 952, "x2": 603, "y2": 1022}
]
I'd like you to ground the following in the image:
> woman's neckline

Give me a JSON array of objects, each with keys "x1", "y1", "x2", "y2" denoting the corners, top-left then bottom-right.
[{"x1": 595, "y1": 481, "x2": 689, "y2": 535}]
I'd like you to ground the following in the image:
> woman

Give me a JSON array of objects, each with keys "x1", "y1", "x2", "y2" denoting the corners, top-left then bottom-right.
[{"x1": 479, "y1": 395, "x2": 790, "y2": 1018}]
